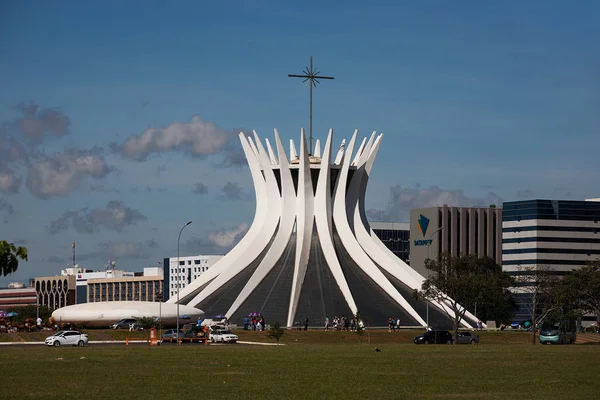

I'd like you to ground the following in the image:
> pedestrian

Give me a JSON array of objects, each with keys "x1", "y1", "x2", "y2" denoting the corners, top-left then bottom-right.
[{"x1": 304, "y1": 317, "x2": 309, "y2": 331}]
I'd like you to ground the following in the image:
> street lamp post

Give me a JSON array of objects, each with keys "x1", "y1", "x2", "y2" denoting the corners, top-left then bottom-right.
[
  {"x1": 176, "y1": 221, "x2": 193, "y2": 346},
  {"x1": 425, "y1": 227, "x2": 444, "y2": 329},
  {"x1": 156, "y1": 291, "x2": 163, "y2": 339}
]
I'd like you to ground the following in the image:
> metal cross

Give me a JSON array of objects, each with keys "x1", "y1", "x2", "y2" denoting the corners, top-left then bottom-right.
[{"x1": 288, "y1": 56, "x2": 334, "y2": 155}]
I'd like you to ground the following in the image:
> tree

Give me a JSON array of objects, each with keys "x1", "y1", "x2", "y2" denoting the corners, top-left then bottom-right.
[
  {"x1": 0, "y1": 241, "x2": 28, "y2": 276},
  {"x1": 267, "y1": 322, "x2": 285, "y2": 342},
  {"x1": 559, "y1": 259, "x2": 600, "y2": 320},
  {"x1": 136, "y1": 316, "x2": 157, "y2": 329},
  {"x1": 414, "y1": 253, "x2": 515, "y2": 344},
  {"x1": 513, "y1": 265, "x2": 562, "y2": 344}
]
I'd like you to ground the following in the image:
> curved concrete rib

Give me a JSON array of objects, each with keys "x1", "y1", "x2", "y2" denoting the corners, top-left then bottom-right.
[
  {"x1": 226, "y1": 129, "x2": 296, "y2": 318},
  {"x1": 170, "y1": 133, "x2": 272, "y2": 303},
  {"x1": 352, "y1": 134, "x2": 424, "y2": 289},
  {"x1": 287, "y1": 129, "x2": 314, "y2": 327},
  {"x1": 314, "y1": 130, "x2": 358, "y2": 317},
  {"x1": 314, "y1": 139, "x2": 321, "y2": 158},
  {"x1": 265, "y1": 138, "x2": 278, "y2": 165},
  {"x1": 333, "y1": 138, "x2": 345, "y2": 165},
  {"x1": 289, "y1": 139, "x2": 298, "y2": 162},
  {"x1": 351, "y1": 136, "x2": 367, "y2": 167},
  {"x1": 333, "y1": 130, "x2": 426, "y2": 326},
  {"x1": 185, "y1": 132, "x2": 282, "y2": 307}
]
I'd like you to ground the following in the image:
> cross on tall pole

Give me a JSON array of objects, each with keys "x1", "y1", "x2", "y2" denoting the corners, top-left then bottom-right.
[{"x1": 288, "y1": 56, "x2": 334, "y2": 155}]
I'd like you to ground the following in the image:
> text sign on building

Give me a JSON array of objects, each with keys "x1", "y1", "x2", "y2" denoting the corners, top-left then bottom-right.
[{"x1": 414, "y1": 239, "x2": 433, "y2": 246}]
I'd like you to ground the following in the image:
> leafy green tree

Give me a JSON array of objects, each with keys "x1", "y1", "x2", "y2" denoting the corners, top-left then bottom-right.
[
  {"x1": 0, "y1": 241, "x2": 28, "y2": 276},
  {"x1": 267, "y1": 322, "x2": 285, "y2": 342},
  {"x1": 559, "y1": 259, "x2": 600, "y2": 319},
  {"x1": 414, "y1": 253, "x2": 515, "y2": 344},
  {"x1": 136, "y1": 316, "x2": 157, "y2": 329}
]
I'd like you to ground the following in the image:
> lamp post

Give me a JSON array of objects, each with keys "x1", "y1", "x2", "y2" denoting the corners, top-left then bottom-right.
[
  {"x1": 156, "y1": 291, "x2": 163, "y2": 339},
  {"x1": 176, "y1": 220, "x2": 193, "y2": 346},
  {"x1": 425, "y1": 226, "x2": 444, "y2": 329}
]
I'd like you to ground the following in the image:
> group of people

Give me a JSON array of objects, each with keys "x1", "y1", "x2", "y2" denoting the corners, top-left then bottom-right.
[
  {"x1": 243, "y1": 315, "x2": 265, "y2": 331},
  {"x1": 324, "y1": 315, "x2": 364, "y2": 331},
  {"x1": 387, "y1": 316, "x2": 402, "y2": 331}
]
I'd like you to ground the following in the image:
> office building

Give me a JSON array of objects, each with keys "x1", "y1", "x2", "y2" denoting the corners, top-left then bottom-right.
[
  {"x1": 370, "y1": 222, "x2": 410, "y2": 263},
  {"x1": 86, "y1": 267, "x2": 164, "y2": 303},
  {"x1": 410, "y1": 205, "x2": 502, "y2": 277},
  {"x1": 502, "y1": 199, "x2": 600, "y2": 284},
  {"x1": 61, "y1": 265, "x2": 135, "y2": 304},
  {"x1": 163, "y1": 255, "x2": 224, "y2": 301},
  {"x1": 502, "y1": 199, "x2": 600, "y2": 274},
  {"x1": 502, "y1": 198, "x2": 600, "y2": 320}
]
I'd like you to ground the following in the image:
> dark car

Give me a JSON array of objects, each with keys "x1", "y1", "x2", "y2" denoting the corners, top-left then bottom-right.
[
  {"x1": 110, "y1": 318, "x2": 137, "y2": 330},
  {"x1": 456, "y1": 331, "x2": 479, "y2": 344},
  {"x1": 414, "y1": 330, "x2": 453, "y2": 344}
]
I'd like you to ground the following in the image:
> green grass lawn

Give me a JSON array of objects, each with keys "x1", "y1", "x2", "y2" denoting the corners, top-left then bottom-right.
[{"x1": 1, "y1": 341, "x2": 597, "y2": 400}]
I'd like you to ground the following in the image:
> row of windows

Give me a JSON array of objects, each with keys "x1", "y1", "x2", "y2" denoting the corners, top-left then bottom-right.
[
  {"x1": 503, "y1": 259, "x2": 588, "y2": 266},
  {"x1": 502, "y1": 248, "x2": 600, "y2": 255},
  {"x1": 171, "y1": 267, "x2": 208, "y2": 274},
  {"x1": 503, "y1": 200, "x2": 600, "y2": 221},
  {"x1": 177, "y1": 259, "x2": 209, "y2": 266},
  {"x1": 503, "y1": 226, "x2": 600, "y2": 233},
  {"x1": 503, "y1": 237, "x2": 600, "y2": 244}
]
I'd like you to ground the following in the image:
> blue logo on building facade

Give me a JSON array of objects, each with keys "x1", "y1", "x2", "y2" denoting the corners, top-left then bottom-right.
[
  {"x1": 417, "y1": 214, "x2": 429, "y2": 237},
  {"x1": 414, "y1": 214, "x2": 432, "y2": 246}
]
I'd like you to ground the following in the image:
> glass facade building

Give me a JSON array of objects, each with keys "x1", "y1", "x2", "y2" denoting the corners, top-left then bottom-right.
[{"x1": 370, "y1": 222, "x2": 411, "y2": 263}]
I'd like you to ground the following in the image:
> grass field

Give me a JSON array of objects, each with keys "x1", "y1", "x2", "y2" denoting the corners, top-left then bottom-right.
[{"x1": 1, "y1": 331, "x2": 598, "y2": 400}]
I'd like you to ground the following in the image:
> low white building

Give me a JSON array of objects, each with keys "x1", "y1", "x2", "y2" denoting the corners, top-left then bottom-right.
[{"x1": 163, "y1": 255, "x2": 224, "y2": 301}]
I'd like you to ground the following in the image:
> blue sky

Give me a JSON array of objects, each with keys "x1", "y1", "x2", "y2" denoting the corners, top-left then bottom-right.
[{"x1": 1, "y1": 0, "x2": 598, "y2": 284}]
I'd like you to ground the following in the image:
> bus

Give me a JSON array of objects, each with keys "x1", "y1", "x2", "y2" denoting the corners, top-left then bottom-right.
[{"x1": 539, "y1": 319, "x2": 576, "y2": 345}]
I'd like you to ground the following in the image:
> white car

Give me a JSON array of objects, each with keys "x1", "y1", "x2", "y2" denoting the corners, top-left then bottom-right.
[
  {"x1": 45, "y1": 330, "x2": 89, "y2": 347},
  {"x1": 210, "y1": 329, "x2": 238, "y2": 343}
]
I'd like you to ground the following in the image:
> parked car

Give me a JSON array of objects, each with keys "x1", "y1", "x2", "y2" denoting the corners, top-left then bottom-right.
[
  {"x1": 456, "y1": 331, "x2": 480, "y2": 344},
  {"x1": 413, "y1": 330, "x2": 453, "y2": 344},
  {"x1": 110, "y1": 318, "x2": 137, "y2": 330},
  {"x1": 210, "y1": 329, "x2": 238, "y2": 343},
  {"x1": 45, "y1": 330, "x2": 88, "y2": 347},
  {"x1": 162, "y1": 329, "x2": 184, "y2": 340}
]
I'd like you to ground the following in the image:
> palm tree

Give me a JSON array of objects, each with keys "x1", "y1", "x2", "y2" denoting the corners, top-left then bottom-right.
[{"x1": 0, "y1": 241, "x2": 28, "y2": 276}]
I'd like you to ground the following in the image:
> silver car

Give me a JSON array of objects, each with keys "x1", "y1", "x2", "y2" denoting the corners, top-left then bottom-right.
[
  {"x1": 456, "y1": 331, "x2": 480, "y2": 344},
  {"x1": 45, "y1": 330, "x2": 89, "y2": 347}
]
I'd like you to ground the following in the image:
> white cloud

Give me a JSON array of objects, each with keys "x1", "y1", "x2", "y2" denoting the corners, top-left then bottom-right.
[
  {"x1": 369, "y1": 184, "x2": 504, "y2": 221},
  {"x1": 208, "y1": 223, "x2": 249, "y2": 248},
  {"x1": 14, "y1": 102, "x2": 70, "y2": 142},
  {"x1": 48, "y1": 201, "x2": 147, "y2": 234},
  {"x1": 26, "y1": 148, "x2": 112, "y2": 198},
  {"x1": 0, "y1": 165, "x2": 20, "y2": 193},
  {"x1": 111, "y1": 115, "x2": 233, "y2": 161}
]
